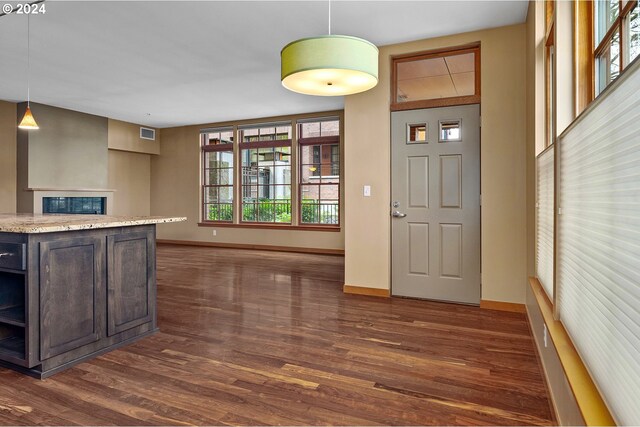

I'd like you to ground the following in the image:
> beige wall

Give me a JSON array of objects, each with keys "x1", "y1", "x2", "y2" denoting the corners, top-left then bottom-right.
[
  {"x1": 527, "y1": 1, "x2": 545, "y2": 280},
  {"x1": 107, "y1": 118, "x2": 157, "y2": 216},
  {"x1": 17, "y1": 103, "x2": 108, "y2": 191},
  {"x1": 16, "y1": 108, "x2": 31, "y2": 213},
  {"x1": 108, "y1": 118, "x2": 160, "y2": 155},
  {"x1": 151, "y1": 123, "x2": 344, "y2": 250},
  {"x1": 0, "y1": 101, "x2": 16, "y2": 213},
  {"x1": 6, "y1": 101, "x2": 154, "y2": 216},
  {"x1": 344, "y1": 24, "x2": 529, "y2": 303},
  {"x1": 555, "y1": 1, "x2": 575, "y2": 136},
  {"x1": 108, "y1": 150, "x2": 151, "y2": 216},
  {"x1": 16, "y1": 103, "x2": 109, "y2": 212}
]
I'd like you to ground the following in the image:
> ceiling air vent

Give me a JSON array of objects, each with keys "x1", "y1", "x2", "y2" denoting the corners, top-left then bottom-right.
[{"x1": 140, "y1": 127, "x2": 156, "y2": 141}]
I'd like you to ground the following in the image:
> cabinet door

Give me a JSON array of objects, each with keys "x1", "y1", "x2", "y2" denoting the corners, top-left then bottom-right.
[
  {"x1": 40, "y1": 236, "x2": 104, "y2": 360},
  {"x1": 107, "y1": 230, "x2": 154, "y2": 336}
]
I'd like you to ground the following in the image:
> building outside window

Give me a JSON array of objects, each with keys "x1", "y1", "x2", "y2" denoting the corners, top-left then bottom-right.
[
  {"x1": 201, "y1": 127, "x2": 234, "y2": 222},
  {"x1": 594, "y1": 0, "x2": 639, "y2": 95},
  {"x1": 200, "y1": 114, "x2": 341, "y2": 228},
  {"x1": 239, "y1": 123, "x2": 292, "y2": 223},
  {"x1": 298, "y1": 118, "x2": 340, "y2": 225}
]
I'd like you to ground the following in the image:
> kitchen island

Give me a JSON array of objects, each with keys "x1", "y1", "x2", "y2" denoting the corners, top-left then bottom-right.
[{"x1": 0, "y1": 213, "x2": 185, "y2": 378}]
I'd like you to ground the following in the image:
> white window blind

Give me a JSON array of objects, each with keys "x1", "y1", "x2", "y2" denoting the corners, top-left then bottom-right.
[
  {"x1": 557, "y1": 64, "x2": 640, "y2": 425},
  {"x1": 536, "y1": 148, "x2": 554, "y2": 300}
]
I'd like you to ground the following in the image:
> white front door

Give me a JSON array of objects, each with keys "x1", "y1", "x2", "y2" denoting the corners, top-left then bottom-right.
[{"x1": 391, "y1": 104, "x2": 481, "y2": 304}]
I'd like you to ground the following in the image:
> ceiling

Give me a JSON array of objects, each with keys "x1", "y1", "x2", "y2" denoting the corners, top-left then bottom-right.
[{"x1": 0, "y1": 1, "x2": 528, "y2": 128}]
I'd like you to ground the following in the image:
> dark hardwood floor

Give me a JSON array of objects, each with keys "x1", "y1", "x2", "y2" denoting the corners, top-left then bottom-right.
[{"x1": 0, "y1": 244, "x2": 554, "y2": 425}]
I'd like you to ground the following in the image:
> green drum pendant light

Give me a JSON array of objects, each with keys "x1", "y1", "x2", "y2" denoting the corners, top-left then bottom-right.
[{"x1": 281, "y1": 1, "x2": 378, "y2": 96}]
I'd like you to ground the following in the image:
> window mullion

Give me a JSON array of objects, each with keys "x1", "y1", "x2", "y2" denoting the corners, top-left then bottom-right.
[
  {"x1": 619, "y1": 0, "x2": 637, "y2": 68},
  {"x1": 619, "y1": 2, "x2": 625, "y2": 71},
  {"x1": 618, "y1": 21, "x2": 626, "y2": 73},
  {"x1": 233, "y1": 126, "x2": 240, "y2": 224},
  {"x1": 291, "y1": 121, "x2": 299, "y2": 227},
  {"x1": 594, "y1": 19, "x2": 621, "y2": 57}
]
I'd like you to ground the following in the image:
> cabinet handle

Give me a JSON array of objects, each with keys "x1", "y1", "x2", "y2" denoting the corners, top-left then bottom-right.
[{"x1": 0, "y1": 252, "x2": 12, "y2": 258}]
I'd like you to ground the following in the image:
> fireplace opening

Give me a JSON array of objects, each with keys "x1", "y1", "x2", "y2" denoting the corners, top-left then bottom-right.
[{"x1": 42, "y1": 197, "x2": 106, "y2": 215}]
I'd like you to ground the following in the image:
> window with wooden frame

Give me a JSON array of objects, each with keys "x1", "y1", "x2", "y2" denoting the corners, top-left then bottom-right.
[
  {"x1": 239, "y1": 123, "x2": 292, "y2": 224},
  {"x1": 594, "y1": 0, "x2": 640, "y2": 95},
  {"x1": 545, "y1": 0, "x2": 556, "y2": 148},
  {"x1": 199, "y1": 112, "x2": 343, "y2": 230},
  {"x1": 391, "y1": 44, "x2": 480, "y2": 111},
  {"x1": 201, "y1": 127, "x2": 234, "y2": 222},
  {"x1": 298, "y1": 118, "x2": 340, "y2": 226}
]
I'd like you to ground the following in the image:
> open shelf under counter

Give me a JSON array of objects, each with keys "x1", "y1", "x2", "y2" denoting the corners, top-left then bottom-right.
[
  {"x1": 0, "y1": 271, "x2": 26, "y2": 328},
  {"x1": 0, "y1": 306, "x2": 25, "y2": 327},
  {"x1": 0, "y1": 325, "x2": 25, "y2": 360}
]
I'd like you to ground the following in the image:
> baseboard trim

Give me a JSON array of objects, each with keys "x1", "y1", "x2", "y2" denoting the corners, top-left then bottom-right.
[
  {"x1": 480, "y1": 299, "x2": 526, "y2": 313},
  {"x1": 528, "y1": 277, "x2": 615, "y2": 426},
  {"x1": 156, "y1": 239, "x2": 345, "y2": 256},
  {"x1": 343, "y1": 284, "x2": 390, "y2": 298}
]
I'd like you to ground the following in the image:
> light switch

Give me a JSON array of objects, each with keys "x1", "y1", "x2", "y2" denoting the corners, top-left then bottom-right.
[{"x1": 363, "y1": 185, "x2": 371, "y2": 197}]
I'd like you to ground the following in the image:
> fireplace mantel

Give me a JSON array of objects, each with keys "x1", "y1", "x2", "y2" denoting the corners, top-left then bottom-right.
[{"x1": 25, "y1": 188, "x2": 117, "y2": 192}]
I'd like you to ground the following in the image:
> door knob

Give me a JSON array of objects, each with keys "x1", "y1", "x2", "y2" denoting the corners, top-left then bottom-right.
[{"x1": 391, "y1": 211, "x2": 407, "y2": 218}]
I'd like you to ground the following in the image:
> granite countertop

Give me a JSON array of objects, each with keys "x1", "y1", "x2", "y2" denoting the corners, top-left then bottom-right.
[{"x1": 0, "y1": 213, "x2": 186, "y2": 233}]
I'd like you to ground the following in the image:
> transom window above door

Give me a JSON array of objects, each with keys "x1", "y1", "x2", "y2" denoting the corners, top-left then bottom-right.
[{"x1": 392, "y1": 44, "x2": 480, "y2": 111}]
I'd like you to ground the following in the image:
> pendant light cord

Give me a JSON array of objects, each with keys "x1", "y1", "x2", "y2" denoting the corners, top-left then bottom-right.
[
  {"x1": 27, "y1": 12, "x2": 30, "y2": 107},
  {"x1": 328, "y1": 0, "x2": 331, "y2": 35}
]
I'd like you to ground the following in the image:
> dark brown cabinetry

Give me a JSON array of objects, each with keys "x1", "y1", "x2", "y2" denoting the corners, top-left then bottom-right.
[
  {"x1": 107, "y1": 231, "x2": 153, "y2": 336},
  {"x1": 0, "y1": 242, "x2": 26, "y2": 271},
  {"x1": 0, "y1": 225, "x2": 157, "y2": 378},
  {"x1": 40, "y1": 235, "x2": 104, "y2": 360}
]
